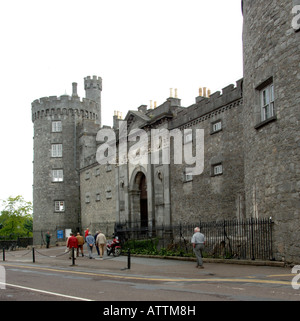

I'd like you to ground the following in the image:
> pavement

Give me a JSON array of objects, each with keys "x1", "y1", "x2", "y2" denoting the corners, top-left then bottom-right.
[
  {"x1": 1, "y1": 245, "x2": 293, "y2": 282},
  {"x1": 1, "y1": 246, "x2": 300, "y2": 303}
]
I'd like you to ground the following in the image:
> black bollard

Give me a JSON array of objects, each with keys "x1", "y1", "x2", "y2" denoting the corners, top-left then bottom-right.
[
  {"x1": 71, "y1": 247, "x2": 76, "y2": 266},
  {"x1": 3, "y1": 248, "x2": 5, "y2": 262},
  {"x1": 127, "y1": 248, "x2": 131, "y2": 270},
  {"x1": 32, "y1": 247, "x2": 35, "y2": 263}
]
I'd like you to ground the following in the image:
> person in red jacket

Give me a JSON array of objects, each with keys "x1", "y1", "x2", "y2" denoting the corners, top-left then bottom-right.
[
  {"x1": 84, "y1": 228, "x2": 89, "y2": 240},
  {"x1": 67, "y1": 233, "x2": 78, "y2": 259}
]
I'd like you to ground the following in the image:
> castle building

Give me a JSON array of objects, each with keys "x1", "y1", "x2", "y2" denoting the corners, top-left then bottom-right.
[
  {"x1": 32, "y1": 76, "x2": 102, "y2": 244},
  {"x1": 32, "y1": 0, "x2": 300, "y2": 263}
]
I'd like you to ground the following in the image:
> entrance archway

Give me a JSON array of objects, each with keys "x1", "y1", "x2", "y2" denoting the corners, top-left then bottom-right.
[
  {"x1": 129, "y1": 170, "x2": 148, "y2": 230},
  {"x1": 139, "y1": 173, "x2": 148, "y2": 230}
]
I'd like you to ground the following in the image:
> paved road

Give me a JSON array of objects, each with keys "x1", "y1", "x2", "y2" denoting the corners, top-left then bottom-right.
[{"x1": 0, "y1": 246, "x2": 299, "y2": 303}]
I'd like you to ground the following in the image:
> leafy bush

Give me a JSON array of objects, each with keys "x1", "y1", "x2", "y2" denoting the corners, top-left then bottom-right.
[{"x1": 124, "y1": 238, "x2": 195, "y2": 257}]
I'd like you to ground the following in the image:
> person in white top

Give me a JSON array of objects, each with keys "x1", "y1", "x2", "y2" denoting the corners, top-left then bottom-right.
[{"x1": 191, "y1": 227, "x2": 205, "y2": 269}]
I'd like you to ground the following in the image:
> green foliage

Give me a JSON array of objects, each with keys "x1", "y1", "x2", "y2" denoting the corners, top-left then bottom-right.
[
  {"x1": 0, "y1": 195, "x2": 33, "y2": 239},
  {"x1": 124, "y1": 238, "x2": 195, "y2": 257},
  {"x1": 124, "y1": 238, "x2": 159, "y2": 255}
]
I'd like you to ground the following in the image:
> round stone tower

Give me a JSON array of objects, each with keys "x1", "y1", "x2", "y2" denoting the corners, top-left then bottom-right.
[
  {"x1": 32, "y1": 76, "x2": 102, "y2": 245},
  {"x1": 84, "y1": 75, "x2": 102, "y2": 126},
  {"x1": 242, "y1": 0, "x2": 300, "y2": 262}
]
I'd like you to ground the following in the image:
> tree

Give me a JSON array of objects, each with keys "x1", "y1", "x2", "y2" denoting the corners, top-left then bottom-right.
[{"x1": 0, "y1": 195, "x2": 33, "y2": 238}]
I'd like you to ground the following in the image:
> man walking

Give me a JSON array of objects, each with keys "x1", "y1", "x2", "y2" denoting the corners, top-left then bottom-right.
[
  {"x1": 86, "y1": 231, "x2": 95, "y2": 259},
  {"x1": 66, "y1": 232, "x2": 78, "y2": 259},
  {"x1": 76, "y1": 232, "x2": 85, "y2": 257},
  {"x1": 96, "y1": 230, "x2": 107, "y2": 259},
  {"x1": 191, "y1": 227, "x2": 205, "y2": 269}
]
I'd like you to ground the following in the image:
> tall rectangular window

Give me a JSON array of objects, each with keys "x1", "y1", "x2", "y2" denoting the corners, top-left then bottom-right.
[
  {"x1": 54, "y1": 201, "x2": 65, "y2": 212},
  {"x1": 52, "y1": 121, "x2": 62, "y2": 132},
  {"x1": 261, "y1": 84, "x2": 274, "y2": 121},
  {"x1": 52, "y1": 169, "x2": 63, "y2": 182},
  {"x1": 51, "y1": 144, "x2": 62, "y2": 157}
]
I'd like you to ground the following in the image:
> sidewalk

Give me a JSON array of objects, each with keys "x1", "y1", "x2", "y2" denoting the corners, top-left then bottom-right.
[{"x1": 1, "y1": 246, "x2": 290, "y2": 282}]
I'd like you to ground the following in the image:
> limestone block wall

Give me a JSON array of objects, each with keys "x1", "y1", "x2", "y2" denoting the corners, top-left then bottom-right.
[{"x1": 242, "y1": 0, "x2": 300, "y2": 262}]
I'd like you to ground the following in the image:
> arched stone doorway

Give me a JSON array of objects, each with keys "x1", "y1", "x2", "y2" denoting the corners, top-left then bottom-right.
[
  {"x1": 129, "y1": 170, "x2": 148, "y2": 230},
  {"x1": 139, "y1": 173, "x2": 148, "y2": 230}
]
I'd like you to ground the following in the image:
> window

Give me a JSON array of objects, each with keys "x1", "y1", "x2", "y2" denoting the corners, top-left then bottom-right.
[
  {"x1": 96, "y1": 193, "x2": 101, "y2": 201},
  {"x1": 260, "y1": 84, "x2": 274, "y2": 121},
  {"x1": 54, "y1": 201, "x2": 65, "y2": 212},
  {"x1": 95, "y1": 168, "x2": 100, "y2": 176},
  {"x1": 185, "y1": 173, "x2": 193, "y2": 182},
  {"x1": 51, "y1": 144, "x2": 62, "y2": 157},
  {"x1": 106, "y1": 188, "x2": 112, "y2": 199},
  {"x1": 213, "y1": 164, "x2": 223, "y2": 176},
  {"x1": 212, "y1": 120, "x2": 222, "y2": 133},
  {"x1": 52, "y1": 121, "x2": 62, "y2": 132},
  {"x1": 85, "y1": 194, "x2": 90, "y2": 204},
  {"x1": 52, "y1": 169, "x2": 63, "y2": 182},
  {"x1": 85, "y1": 171, "x2": 90, "y2": 180}
]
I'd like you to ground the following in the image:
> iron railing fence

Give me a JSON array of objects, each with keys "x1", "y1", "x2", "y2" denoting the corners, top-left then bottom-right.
[
  {"x1": 115, "y1": 218, "x2": 274, "y2": 261},
  {"x1": 0, "y1": 237, "x2": 33, "y2": 250}
]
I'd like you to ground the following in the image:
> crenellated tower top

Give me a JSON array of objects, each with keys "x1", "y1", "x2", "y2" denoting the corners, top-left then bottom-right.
[
  {"x1": 31, "y1": 76, "x2": 102, "y2": 125},
  {"x1": 84, "y1": 75, "x2": 102, "y2": 126}
]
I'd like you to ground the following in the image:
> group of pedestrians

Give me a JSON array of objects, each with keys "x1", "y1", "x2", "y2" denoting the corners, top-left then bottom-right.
[
  {"x1": 66, "y1": 228, "x2": 107, "y2": 260},
  {"x1": 48, "y1": 226, "x2": 206, "y2": 269}
]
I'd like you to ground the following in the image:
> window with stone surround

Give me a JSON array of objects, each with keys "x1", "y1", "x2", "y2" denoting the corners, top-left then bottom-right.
[
  {"x1": 51, "y1": 144, "x2": 62, "y2": 157},
  {"x1": 96, "y1": 192, "x2": 101, "y2": 201},
  {"x1": 52, "y1": 169, "x2": 63, "y2": 182},
  {"x1": 106, "y1": 188, "x2": 112, "y2": 199},
  {"x1": 52, "y1": 121, "x2": 62, "y2": 132},
  {"x1": 260, "y1": 83, "x2": 275, "y2": 122},
  {"x1": 54, "y1": 201, "x2": 65, "y2": 212},
  {"x1": 185, "y1": 173, "x2": 193, "y2": 182},
  {"x1": 211, "y1": 120, "x2": 222, "y2": 134},
  {"x1": 212, "y1": 164, "x2": 223, "y2": 176},
  {"x1": 254, "y1": 77, "x2": 277, "y2": 129}
]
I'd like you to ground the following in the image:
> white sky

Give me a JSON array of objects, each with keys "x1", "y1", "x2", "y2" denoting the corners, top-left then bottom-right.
[{"x1": 0, "y1": 0, "x2": 243, "y2": 205}]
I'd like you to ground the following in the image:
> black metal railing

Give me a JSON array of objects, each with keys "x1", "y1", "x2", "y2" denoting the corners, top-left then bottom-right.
[{"x1": 115, "y1": 218, "x2": 274, "y2": 261}]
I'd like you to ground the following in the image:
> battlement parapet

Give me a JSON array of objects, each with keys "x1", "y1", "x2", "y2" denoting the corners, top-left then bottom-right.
[
  {"x1": 170, "y1": 78, "x2": 243, "y2": 129},
  {"x1": 84, "y1": 75, "x2": 102, "y2": 91},
  {"x1": 31, "y1": 94, "x2": 99, "y2": 122},
  {"x1": 32, "y1": 94, "x2": 98, "y2": 107}
]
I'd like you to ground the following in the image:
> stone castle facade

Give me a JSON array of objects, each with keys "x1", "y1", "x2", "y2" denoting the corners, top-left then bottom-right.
[{"x1": 32, "y1": 0, "x2": 300, "y2": 263}]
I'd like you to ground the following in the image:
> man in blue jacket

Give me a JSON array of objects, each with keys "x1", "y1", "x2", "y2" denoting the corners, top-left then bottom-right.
[{"x1": 86, "y1": 232, "x2": 95, "y2": 259}]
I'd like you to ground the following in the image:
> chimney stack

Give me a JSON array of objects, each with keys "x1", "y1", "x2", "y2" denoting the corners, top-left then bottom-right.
[{"x1": 72, "y1": 82, "x2": 78, "y2": 97}]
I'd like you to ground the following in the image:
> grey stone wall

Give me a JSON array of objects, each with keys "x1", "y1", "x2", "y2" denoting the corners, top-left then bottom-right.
[
  {"x1": 243, "y1": 0, "x2": 300, "y2": 263},
  {"x1": 169, "y1": 81, "x2": 245, "y2": 224},
  {"x1": 80, "y1": 162, "x2": 116, "y2": 237}
]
